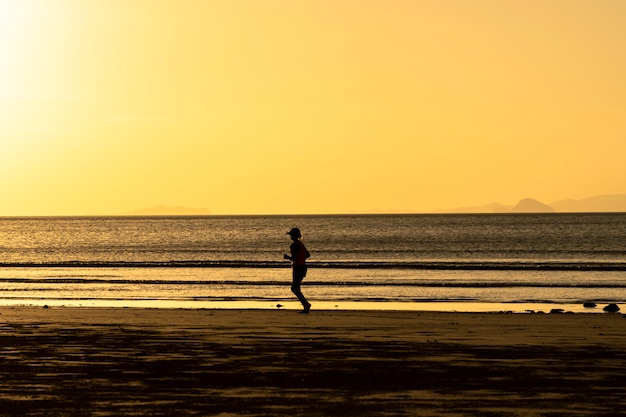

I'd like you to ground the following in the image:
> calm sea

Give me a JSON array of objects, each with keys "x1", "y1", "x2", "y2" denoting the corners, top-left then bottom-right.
[{"x1": 0, "y1": 213, "x2": 625, "y2": 312}]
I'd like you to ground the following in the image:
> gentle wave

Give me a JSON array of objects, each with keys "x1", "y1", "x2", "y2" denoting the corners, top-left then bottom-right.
[
  {"x1": 1, "y1": 260, "x2": 625, "y2": 271},
  {"x1": 2, "y1": 277, "x2": 626, "y2": 288}
]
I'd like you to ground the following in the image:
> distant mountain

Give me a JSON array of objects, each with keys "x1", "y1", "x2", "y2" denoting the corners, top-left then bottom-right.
[
  {"x1": 435, "y1": 194, "x2": 626, "y2": 214},
  {"x1": 551, "y1": 194, "x2": 626, "y2": 212},
  {"x1": 123, "y1": 206, "x2": 211, "y2": 215},
  {"x1": 511, "y1": 198, "x2": 554, "y2": 213}
]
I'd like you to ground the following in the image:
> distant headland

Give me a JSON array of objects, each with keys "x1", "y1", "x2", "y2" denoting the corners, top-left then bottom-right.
[
  {"x1": 121, "y1": 194, "x2": 626, "y2": 216},
  {"x1": 435, "y1": 194, "x2": 626, "y2": 214}
]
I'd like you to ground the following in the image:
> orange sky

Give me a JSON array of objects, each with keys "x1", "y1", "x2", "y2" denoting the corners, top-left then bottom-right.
[{"x1": 1, "y1": 0, "x2": 624, "y2": 215}]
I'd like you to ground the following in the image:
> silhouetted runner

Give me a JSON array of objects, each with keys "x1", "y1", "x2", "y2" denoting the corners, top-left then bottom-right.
[{"x1": 284, "y1": 227, "x2": 311, "y2": 313}]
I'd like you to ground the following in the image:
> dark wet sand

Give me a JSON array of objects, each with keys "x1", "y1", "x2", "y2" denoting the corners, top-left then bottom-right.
[{"x1": 1, "y1": 307, "x2": 625, "y2": 416}]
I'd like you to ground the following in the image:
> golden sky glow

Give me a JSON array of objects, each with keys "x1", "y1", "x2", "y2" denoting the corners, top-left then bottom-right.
[{"x1": 1, "y1": 0, "x2": 625, "y2": 215}]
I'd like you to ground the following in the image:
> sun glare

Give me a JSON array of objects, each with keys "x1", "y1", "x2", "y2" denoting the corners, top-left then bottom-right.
[
  {"x1": 0, "y1": 2, "x2": 62, "y2": 100},
  {"x1": 0, "y1": 3, "x2": 24, "y2": 100}
]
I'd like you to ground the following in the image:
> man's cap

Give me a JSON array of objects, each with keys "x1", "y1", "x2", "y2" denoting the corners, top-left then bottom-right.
[{"x1": 287, "y1": 227, "x2": 301, "y2": 237}]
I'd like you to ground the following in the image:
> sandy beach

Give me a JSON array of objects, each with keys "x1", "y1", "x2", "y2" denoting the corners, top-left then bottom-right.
[{"x1": 1, "y1": 307, "x2": 625, "y2": 416}]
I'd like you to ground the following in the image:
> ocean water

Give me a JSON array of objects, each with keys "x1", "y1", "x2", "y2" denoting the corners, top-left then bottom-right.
[{"x1": 0, "y1": 213, "x2": 624, "y2": 312}]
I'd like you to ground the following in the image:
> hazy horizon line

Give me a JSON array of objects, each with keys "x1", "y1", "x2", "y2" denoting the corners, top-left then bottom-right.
[{"x1": 2, "y1": 194, "x2": 625, "y2": 218}]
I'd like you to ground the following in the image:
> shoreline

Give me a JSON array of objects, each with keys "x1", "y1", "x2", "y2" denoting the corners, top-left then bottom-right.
[
  {"x1": 0, "y1": 298, "x2": 621, "y2": 314},
  {"x1": 1, "y1": 306, "x2": 625, "y2": 416}
]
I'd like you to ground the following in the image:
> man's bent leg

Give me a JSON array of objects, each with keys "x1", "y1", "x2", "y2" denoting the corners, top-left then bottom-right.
[{"x1": 291, "y1": 268, "x2": 311, "y2": 312}]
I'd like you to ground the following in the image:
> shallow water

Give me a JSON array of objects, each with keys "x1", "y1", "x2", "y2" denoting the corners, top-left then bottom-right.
[{"x1": 1, "y1": 213, "x2": 624, "y2": 311}]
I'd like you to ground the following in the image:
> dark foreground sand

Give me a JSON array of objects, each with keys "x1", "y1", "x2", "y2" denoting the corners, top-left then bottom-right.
[{"x1": 1, "y1": 307, "x2": 625, "y2": 416}]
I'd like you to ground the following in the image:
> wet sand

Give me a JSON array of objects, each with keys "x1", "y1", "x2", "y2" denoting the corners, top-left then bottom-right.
[{"x1": 1, "y1": 307, "x2": 625, "y2": 416}]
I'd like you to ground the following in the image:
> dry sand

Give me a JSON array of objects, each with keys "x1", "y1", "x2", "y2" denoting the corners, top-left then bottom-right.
[{"x1": 1, "y1": 306, "x2": 625, "y2": 416}]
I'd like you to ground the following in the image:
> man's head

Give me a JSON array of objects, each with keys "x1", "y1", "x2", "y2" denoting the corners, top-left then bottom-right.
[{"x1": 287, "y1": 227, "x2": 302, "y2": 239}]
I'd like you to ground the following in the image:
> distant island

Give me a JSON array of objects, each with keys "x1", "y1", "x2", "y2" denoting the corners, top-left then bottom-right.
[
  {"x1": 436, "y1": 194, "x2": 626, "y2": 213},
  {"x1": 122, "y1": 206, "x2": 211, "y2": 216},
  {"x1": 122, "y1": 194, "x2": 626, "y2": 216}
]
